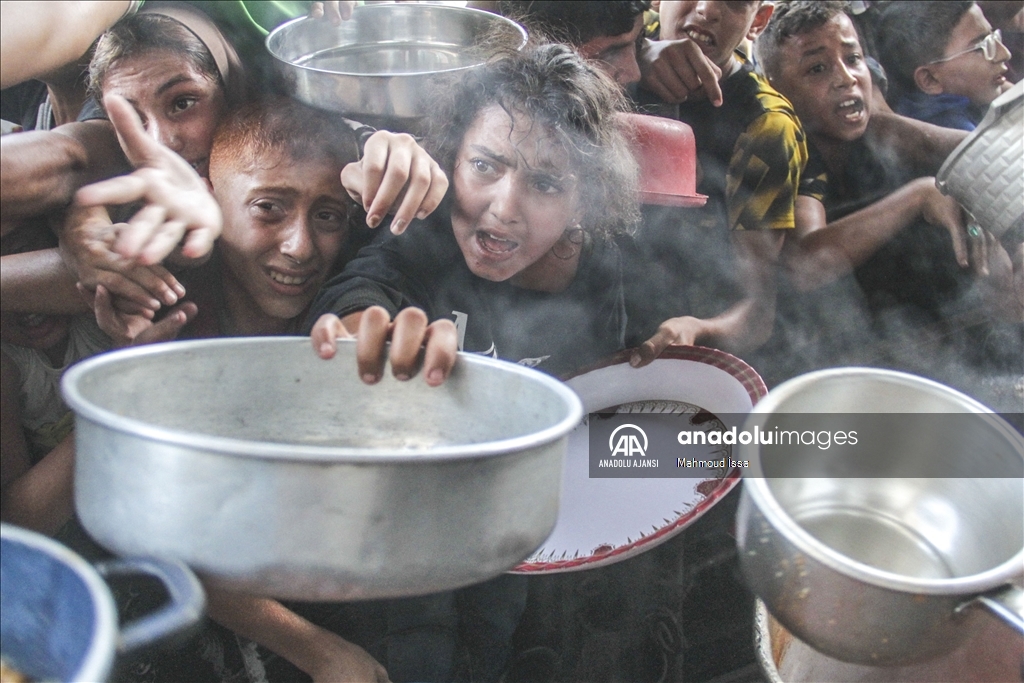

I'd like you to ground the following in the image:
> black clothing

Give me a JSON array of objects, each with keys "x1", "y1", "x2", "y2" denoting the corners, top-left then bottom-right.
[{"x1": 308, "y1": 211, "x2": 667, "y2": 378}]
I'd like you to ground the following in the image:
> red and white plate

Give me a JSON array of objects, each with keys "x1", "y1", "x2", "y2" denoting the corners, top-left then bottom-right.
[{"x1": 513, "y1": 346, "x2": 766, "y2": 573}]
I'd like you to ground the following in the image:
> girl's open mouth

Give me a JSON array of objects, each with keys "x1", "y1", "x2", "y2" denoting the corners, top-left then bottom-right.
[{"x1": 477, "y1": 230, "x2": 518, "y2": 254}]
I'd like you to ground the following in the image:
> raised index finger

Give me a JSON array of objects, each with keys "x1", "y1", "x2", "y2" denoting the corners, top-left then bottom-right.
[{"x1": 104, "y1": 94, "x2": 161, "y2": 168}]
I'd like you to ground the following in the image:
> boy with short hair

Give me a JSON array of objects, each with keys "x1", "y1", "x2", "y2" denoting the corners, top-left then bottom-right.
[
  {"x1": 877, "y1": 1, "x2": 1012, "y2": 130},
  {"x1": 96, "y1": 96, "x2": 391, "y2": 683},
  {"x1": 754, "y1": 0, "x2": 1021, "y2": 379},
  {"x1": 630, "y1": 0, "x2": 806, "y2": 361}
]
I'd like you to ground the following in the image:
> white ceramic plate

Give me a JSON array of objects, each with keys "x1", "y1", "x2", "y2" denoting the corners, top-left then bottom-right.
[{"x1": 513, "y1": 346, "x2": 766, "y2": 573}]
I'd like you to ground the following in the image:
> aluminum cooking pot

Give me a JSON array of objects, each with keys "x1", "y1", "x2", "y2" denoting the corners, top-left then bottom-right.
[
  {"x1": 62, "y1": 338, "x2": 582, "y2": 601},
  {"x1": 267, "y1": 4, "x2": 527, "y2": 120},
  {"x1": 735, "y1": 368, "x2": 1024, "y2": 666},
  {"x1": 0, "y1": 524, "x2": 204, "y2": 683}
]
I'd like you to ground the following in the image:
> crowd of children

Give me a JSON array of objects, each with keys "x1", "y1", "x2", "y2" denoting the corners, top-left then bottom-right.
[{"x1": 1, "y1": 1, "x2": 1021, "y2": 682}]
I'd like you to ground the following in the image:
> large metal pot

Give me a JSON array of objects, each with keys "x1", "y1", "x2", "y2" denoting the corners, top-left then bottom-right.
[
  {"x1": 0, "y1": 523, "x2": 204, "y2": 683},
  {"x1": 735, "y1": 368, "x2": 1024, "y2": 666},
  {"x1": 267, "y1": 4, "x2": 527, "y2": 120},
  {"x1": 62, "y1": 338, "x2": 582, "y2": 601}
]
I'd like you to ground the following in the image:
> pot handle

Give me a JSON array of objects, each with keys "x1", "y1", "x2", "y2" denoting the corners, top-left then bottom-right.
[
  {"x1": 95, "y1": 557, "x2": 206, "y2": 653},
  {"x1": 959, "y1": 584, "x2": 1024, "y2": 635}
]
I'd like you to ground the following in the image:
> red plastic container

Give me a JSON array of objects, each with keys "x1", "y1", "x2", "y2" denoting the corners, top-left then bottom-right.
[{"x1": 619, "y1": 112, "x2": 707, "y2": 208}]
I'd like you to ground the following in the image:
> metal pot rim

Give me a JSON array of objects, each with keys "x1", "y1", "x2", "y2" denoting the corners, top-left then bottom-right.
[
  {"x1": 62, "y1": 337, "x2": 584, "y2": 463},
  {"x1": 1, "y1": 523, "x2": 118, "y2": 683},
  {"x1": 266, "y1": 6, "x2": 528, "y2": 79},
  {"x1": 739, "y1": 367, "x2": 1024, "y2": 595}
]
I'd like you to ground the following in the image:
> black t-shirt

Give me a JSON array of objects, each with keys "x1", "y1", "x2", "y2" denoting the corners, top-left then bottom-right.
[
  {"x1": 307, "y1": 212, "x2": 667, "y2": 378},
  {"x1": 799, "y1": 139, "x2": 968, "y2": 320}
]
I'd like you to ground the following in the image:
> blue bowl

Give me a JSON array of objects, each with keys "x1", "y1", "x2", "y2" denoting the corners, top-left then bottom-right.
[{"x1": 1, "y1": 524, "x2": 117, "y2": 682}]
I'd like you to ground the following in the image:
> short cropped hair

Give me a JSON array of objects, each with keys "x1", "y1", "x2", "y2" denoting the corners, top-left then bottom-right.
[
  {"x1": 89, "y1": 13, "x2": 219, "y2": 101},
  {"x1": 428, "y1": 43, "x2": 640, "y2": 237},
  {"x1": 209, "y1": 97, "x2": 358, "y2": 177},
  {"x1": 499, "y1": 1, "x2": 650, "y2": 45},
  {"x1": 876, "y1": 1, "x2": 975, "y2": 98},
  {"x1": 756, "y1": 1, "x2": 851, "y2": 80}
]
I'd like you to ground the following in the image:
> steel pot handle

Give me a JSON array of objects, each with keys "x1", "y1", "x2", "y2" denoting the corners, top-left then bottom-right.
[
  {"x1": 957, "y1": 584, "x2": 1024, "y2": 635},
  {"x1": 94, "y1": 557, "x2": 206, "y2": 653}
]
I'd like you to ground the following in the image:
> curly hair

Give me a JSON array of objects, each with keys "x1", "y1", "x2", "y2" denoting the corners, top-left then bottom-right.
[
  {"x1": 498, "y1": 1, "x2": 650, "y2": 46},
  {"x1": 427, "y1": 43, "x2": 640, "y2": 237}
]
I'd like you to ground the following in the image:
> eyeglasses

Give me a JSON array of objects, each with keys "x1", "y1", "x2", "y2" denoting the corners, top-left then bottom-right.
[{"x1": 928, "y1": 30, "x2": 1004, "y2": 64}]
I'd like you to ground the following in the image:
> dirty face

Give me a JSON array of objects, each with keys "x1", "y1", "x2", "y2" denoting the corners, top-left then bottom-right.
[
  {"x1": 103, "y1": 49, "x2": 226, "y2": 178},
  {"x1": 450, "y1": 106, "x2": 582, "y2": 289},
  {"x1": 769, "y1": 12, "x2": 872, "y2": 144},
  {"x1": 212, "y1": 152, "x2": 351, "y2": 326}
]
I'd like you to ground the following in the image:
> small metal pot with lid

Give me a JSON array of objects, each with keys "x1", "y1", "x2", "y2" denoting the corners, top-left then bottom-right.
[{"x1": 735, "y1": 368, "x2": 1024, "y2": 666}]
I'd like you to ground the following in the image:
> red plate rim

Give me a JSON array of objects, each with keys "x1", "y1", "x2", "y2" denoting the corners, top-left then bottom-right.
[{"x1": 513, "y1": 345, "x2": 767, "y2": 573}]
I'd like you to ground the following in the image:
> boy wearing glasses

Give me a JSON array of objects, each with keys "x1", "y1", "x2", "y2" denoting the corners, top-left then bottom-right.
[{"x1": 877, "y1": 1, "x2": 1011, "y2": 130}]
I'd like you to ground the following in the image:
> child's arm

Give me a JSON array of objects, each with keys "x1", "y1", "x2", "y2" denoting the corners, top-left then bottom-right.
[
  {"x1": 629, "y1": 229, "x2": 785, "y2": 366},
  {"x1": 0, "y1": 120, "x2": 128, "y2": 234},
  {"x1": 0, "y1": 351, "x2": 75, "y2": 535},
  {"x1": 0, "y1": 249, "x2": 88, "y2": 315},
  {"x1": 205, "y1": 588, "x2": 390, "y2": 683},
  {"x1": 783, "y1": 177, "x2": 976, "y2": 291},
  {"x1": 866, "y1": 111, "x2": 970, "y2": 177}
]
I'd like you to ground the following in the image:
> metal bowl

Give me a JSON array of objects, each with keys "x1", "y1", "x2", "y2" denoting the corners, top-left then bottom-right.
[
  {"x1": 62, "y1": 338, "x2": 581, "y2": 601},
  {"x1": 267, "y1": 4, "x2": 527, "y2": 119}
]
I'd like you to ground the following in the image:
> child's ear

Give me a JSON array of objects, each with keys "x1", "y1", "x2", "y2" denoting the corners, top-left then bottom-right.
[
  {"x1": 747, "y1": 2, "x2": 775, "y2": 41},
  {"x1": 203, "y1": 177, "x2": 214, "y2": 193},
  {"x1": 913, "y1": 65, "x2": 946, "y2": 95}
]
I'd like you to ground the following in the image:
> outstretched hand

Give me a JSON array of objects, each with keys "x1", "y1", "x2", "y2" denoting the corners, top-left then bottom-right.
[
  {"x1": 84, "y1": 284, "x2": 197, "y2": 347},
  {"x1": 311, "y1": 306, "x2": 458, "y2": 386},
  {"x1": 72, "y1": 94, "x2": 222, "y2": 265},
  {"x1": 340, "y1": 131, "x2": 448, "y2": 234},
  {"x1": 629, "y1": 316, "x2": 706, "y2": 368}
]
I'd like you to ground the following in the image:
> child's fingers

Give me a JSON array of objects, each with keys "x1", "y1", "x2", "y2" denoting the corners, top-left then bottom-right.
[
  {"x1": 366, "y1": 144, "x2": 413, "y2": 231},
  {"x1": 137, "y1": 220, "x2": 188, "y2": 266},
  {"x1": 113, "y1": 204, "x2": 167, "y2": 259},
  {"x1": 104, "y1": 94, "x2": 161, "y2": 168},
  {"x1": 389, "y1": 154, "x2": 433, "y2": 235},
  {"x1": 421, "y1": 319, "x2": 458, "y2": 387},
  {"x1": 416, "y1": 162, "x2": 449, "y2": 220},
  {"x1": 311, "y1": 314, "x2": 351, "y2": 359},
  {"x1": 94, "y1": 270, "x2": 162, "y2": 311},
  {"x1": 356, "y1": 306, "x2": 393, "y2": 383},
  {"x1": 388, "y1": 307, "x2": 429, "y2": 380},
  {"x1": 74, "y1": 174, "x2": 149, "y2": 208},
  {"x1": 359, "y1": 135, "x2": 392, "y2": 222},
  {"x1": 134, "y1": 302, "x2": 197, "y2": 346}
]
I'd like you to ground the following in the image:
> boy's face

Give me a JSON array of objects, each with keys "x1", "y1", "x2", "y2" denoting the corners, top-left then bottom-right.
[
  {"x1": 769, "y1": 13, "x2": 872, "y2": 144},
  {"x1": 659, "y1": 1, "x2": 771, "y2": 70},
  {"x1": 212, "y1": 152, "x2": 351, "y2": 322},
  {"x1": 579, "y1": 15, "x2": 645, "y2": 88},
  {"x1": 922, "y1": 5, "x2": 1011, "y2": 107}
]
